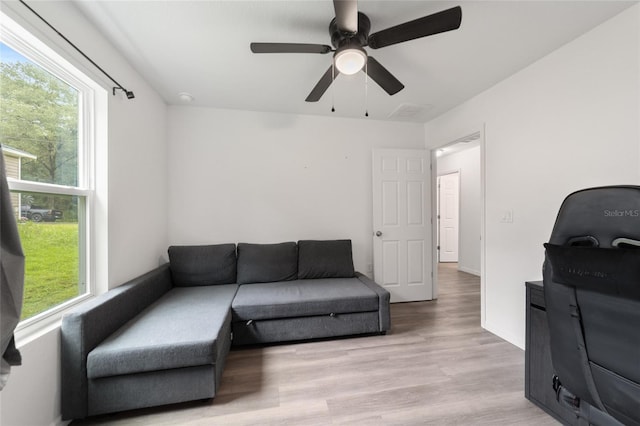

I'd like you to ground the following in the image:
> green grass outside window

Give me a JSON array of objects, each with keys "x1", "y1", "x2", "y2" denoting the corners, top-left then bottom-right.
[{"x1": 18, "y1": 222, "x2": 79, "y2": 320}]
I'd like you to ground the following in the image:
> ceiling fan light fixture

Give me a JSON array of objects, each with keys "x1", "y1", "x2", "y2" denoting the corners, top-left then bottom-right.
[
  {"x1": 250, "y1": 4, "x2": 462, "y2": 102},
  {"x1": 334, "y1": 45, "x2": 367, "y2": 75}
]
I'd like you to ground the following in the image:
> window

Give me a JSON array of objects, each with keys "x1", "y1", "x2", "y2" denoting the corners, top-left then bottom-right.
[{"x1": 1, "y1": 13, "x2": 103, "y2": 329}]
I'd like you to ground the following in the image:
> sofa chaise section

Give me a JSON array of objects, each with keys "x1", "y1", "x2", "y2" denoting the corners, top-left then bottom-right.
[
  {"x1": 86, "y1": 284, "x2": 237, "y2": 416},
  {"x1": 61, "y1": 243, "x2": 239, "y2": 420},
  {"x1": 61, "y1": 264, "x2": 174, "y2": 420}
]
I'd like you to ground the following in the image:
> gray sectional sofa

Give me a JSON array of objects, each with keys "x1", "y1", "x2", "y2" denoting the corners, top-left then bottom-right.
[{"x1": 61, "y1": 240, "x2": 390, "y2": 420}]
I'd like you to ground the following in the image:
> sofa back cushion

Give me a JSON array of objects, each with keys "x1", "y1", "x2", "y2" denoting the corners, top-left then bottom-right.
[
  {"x1": 298, "y1": 239, "x2": 355, "y2": 279},
  {"x1": 236, "y1": 242, "x2": 298, "y2": 284},
  {"x1": 168, "y1": 244, "x2": 237, "y2": 286}
]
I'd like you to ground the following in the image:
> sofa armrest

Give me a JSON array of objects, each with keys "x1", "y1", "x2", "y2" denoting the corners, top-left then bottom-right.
[
  {"x1": 355, "y1": 272, "x2": 391, "y2": 332},
  {"x1": 61, "y1": 264, "x2": 173, "y2": 420}
]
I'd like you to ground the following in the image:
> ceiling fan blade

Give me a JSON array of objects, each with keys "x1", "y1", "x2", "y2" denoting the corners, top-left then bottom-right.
[
  {"x1": 306, "y1": 66, "x2": 338, "y2": 102},
  {"x1": 333, "y1": 0, "x2": 358, "y2": 34},
  {"x1": 367, "y1": 6, "x2": 462, "y2": 49},
  {"x1": 250, "y1": 43, "x2": 332, "y2": 54},
  {"x1": 366, "y1": 57, "x2": 404, "y2": 96}
]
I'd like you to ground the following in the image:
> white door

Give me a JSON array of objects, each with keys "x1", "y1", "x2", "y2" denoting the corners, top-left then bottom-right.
[
  {"x1": 372, "y1": 149, "x2": 432, "y2": 302},
  {"x1": 438, "y1": 172, "x2": 459, "y2": 262}
]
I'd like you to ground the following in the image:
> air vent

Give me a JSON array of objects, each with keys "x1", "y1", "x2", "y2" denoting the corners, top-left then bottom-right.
[{"x1": 388, "y1": 103, "x2": 431, "y2": 119}]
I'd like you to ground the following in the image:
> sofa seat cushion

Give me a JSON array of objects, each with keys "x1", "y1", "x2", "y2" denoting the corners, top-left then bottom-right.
[
  {"x1": 87, "y1": 284, "x2": 238, "y2": 379},
  {"x1": 231, "y1": 278, "x2": 379, "y2": 321}
]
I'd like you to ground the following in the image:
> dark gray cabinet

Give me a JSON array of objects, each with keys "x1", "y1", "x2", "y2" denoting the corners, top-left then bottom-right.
[{"x1": 525, "y1": 281, "x2": 579, "y2": 425}]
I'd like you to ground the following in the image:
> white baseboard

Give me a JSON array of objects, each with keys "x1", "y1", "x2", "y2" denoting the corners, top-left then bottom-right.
[
  {"x1": 483, "y1": 320, "x2": 524, "y2": 349},
  {"x1": 457, "y1": 265, "x2": 481, "y2": 276},
  {"x1": 51, "y1": 416, "x2": 69, "y2": 426}
]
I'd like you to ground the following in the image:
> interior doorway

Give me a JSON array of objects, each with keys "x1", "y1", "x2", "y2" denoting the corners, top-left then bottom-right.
[
  {"x1": 437, "y1": 171, "x2": 460, "y2": 263},
  {"x1": 431, "y1": 129, "x2": 484, "y2": 324}
]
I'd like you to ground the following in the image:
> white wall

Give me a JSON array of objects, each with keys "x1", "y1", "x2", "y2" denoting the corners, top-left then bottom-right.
[
  {"x1": 1, "y1": 2, "x2": 638, "y2": 425},
  {"x1": 167, "y1": 107, "x2": 425, "y2": 274},
  {"x1": 0, "y1": 2, "x2": 168, "y2": 425},
  {"x1": 437, "y1": 145, "x2": 482, "y2": 276},
  {"x1": 425, "y1": 5, "x2": 640, "y2": 348}
]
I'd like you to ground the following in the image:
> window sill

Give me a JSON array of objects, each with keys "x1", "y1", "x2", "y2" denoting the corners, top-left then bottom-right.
[{"x1": 15, "y1": 294, "x2": 95, "y2": 348}]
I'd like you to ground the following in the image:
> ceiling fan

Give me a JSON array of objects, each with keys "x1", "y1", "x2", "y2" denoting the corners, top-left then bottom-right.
[{"x1": 250, "y1": 1, "x2": 462, "y2": 102}]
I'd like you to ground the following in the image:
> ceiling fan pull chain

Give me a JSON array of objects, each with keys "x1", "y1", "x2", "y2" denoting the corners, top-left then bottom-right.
[
  {"x1": 365, "y1": 61, "x2": 369, "y2": 117},
  {"x1": 331, "y1": 61, "x2": 336, "y2": 112}
]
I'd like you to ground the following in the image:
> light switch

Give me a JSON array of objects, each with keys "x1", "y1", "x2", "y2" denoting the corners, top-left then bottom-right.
[{"x1": 500, "y1": 210, "x2": 514, "y2": 223}]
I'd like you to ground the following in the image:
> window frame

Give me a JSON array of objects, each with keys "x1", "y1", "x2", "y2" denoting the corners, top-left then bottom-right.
[{"x1": 1, "y1": 12, "x2": 101, "y2": 337}]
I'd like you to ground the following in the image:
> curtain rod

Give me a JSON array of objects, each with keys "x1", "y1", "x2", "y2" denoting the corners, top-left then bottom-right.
[{"x1": 18, "y1": 0, "x2": 135, "y2": 99}]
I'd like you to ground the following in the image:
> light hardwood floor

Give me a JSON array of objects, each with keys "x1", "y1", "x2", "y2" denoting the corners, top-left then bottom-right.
[{"x1": 74, "y1": 264, "x2": 558, "y2": 425}]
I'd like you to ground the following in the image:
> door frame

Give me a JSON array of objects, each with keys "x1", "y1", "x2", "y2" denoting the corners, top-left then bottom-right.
[{"x1": 430, "y1": 124, "x2": 486, "y2": 327}]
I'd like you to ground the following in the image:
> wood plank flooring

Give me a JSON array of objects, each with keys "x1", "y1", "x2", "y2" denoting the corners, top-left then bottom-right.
[{"x1": 73, "y1": 264, "x2": 558, "y2": 425}]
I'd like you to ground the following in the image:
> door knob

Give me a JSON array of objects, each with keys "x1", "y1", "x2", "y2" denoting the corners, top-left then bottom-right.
[{"x1": 375, "y1": 231, "x2": 382, "y2": 237}]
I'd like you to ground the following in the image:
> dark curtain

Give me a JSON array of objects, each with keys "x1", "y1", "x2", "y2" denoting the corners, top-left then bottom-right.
[{"x1": 0, "y1": 146, "x2": 25, "y2": 390}]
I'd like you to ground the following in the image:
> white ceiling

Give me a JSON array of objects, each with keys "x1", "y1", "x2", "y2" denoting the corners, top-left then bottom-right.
[{"x1": 74, "y1": 1, "x2": 636, "y2": 123}]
